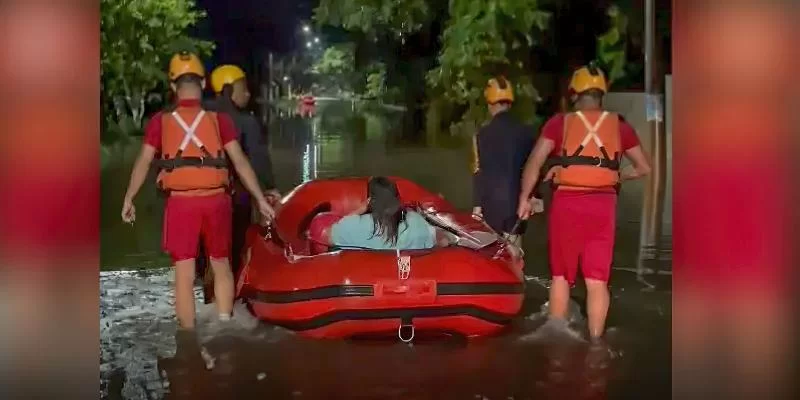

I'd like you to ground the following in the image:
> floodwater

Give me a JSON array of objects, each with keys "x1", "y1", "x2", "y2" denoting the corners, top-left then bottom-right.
[{"x1": 100, "y1": 101, "x2": 671, "y2": 399}]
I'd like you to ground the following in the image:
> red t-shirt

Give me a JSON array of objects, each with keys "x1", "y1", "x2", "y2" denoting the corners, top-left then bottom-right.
[
  {"x1": 143, "y1": 99, "x2": 237, "y2": 151},
  {"x1": 540, "y1": 112, "x2": 641, "y2": 195},
  {"x1": 540, "y1": 112, "x2": 641, "y2": 154}
]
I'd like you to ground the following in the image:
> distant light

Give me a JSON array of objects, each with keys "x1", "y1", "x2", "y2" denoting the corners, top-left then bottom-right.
[
  {"x1": 302, "y1": 25, "x2": 310, "y2": 33},
  {"x1": 283, "y1": 76, "x2": 289, "y2": 81},
  {"x1": 314, "y1": 37, "x2": 320, "y2": 43},
  {"x1": 306, "y1": 42, "x2": 312, "y2": 48}
]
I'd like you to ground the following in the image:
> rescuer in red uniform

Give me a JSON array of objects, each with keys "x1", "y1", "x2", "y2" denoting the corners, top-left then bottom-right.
[
  {"x1": 121, "y1": 52, "x2": 275, "y2": 330},
  {"x1": 517, "y1": 63, "x2": 651, "y2": 342}
]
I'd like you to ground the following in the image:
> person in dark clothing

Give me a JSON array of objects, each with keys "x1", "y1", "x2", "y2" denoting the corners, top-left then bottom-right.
[
  {"x1": 471, "y1": 77, "x2": 538, "y2": 248},
  {"x1": 195, "y1": 64, "x2": 280, "y2": 302}
]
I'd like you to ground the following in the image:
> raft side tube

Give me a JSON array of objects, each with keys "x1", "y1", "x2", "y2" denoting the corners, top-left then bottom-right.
[
  {"x1": 256, "y1": 304, "x2": 519, "y2": 332},
  {"x1": 240, "y1": 282, "x2": 525, "y2": 304}
]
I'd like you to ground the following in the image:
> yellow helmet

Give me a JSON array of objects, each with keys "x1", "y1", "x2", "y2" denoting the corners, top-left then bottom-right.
[
  {"x1": 569, "y1": 64, "x2": 608, "y2": 94},
  {"x1": 210, "y1": 65, "x2": 247, "y2": 93},
  {"x1": 484, "y1": 76, "x2": 514, "y2": 104},
  {"x1": 168, "y1": 51, "x2": 205, "y2": 81}
]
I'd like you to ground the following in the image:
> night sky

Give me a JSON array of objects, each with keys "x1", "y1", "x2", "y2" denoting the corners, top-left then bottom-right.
[
  {"x1": 189, "y1": 0, "x2": 668, "y2": 94},
  {"x1": 195, "y1": 0, "x2": 315, "y2": 68}
]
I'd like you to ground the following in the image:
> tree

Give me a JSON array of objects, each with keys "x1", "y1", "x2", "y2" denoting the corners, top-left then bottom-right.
[
  {"x1": 595, "y1": 4, "x2": 645, "y2": 90},
  {"x1": 314, "y1": 0, "x2": 433, "y2": 39},
  {"x1": 101, "y1": 0, "x2": 213, "y2": 145},
  {"x1": 596, "y1": 5, "x2": 626, "y2": 84},
  {"x1": 311, "y1": 44, "x2": 355, "y2": 76},
  {"x1": 364, "y1": 63, "x2": 387, "y2": 99},
  {"x1": 314, "y1": 0, "x2": 648, "y2": 134},
  {"x1": 315, "y1": 0, "x2": 551, "y2": 133},
  {"x1": 426, "y1": 0, "x2": 551, "y2": 133},
  {"x1": 313, "y1": 0, "x2": 442, "y2": 100},
  {"x1": 310, "y1": 43, "x2": 358, "y2": 95}
]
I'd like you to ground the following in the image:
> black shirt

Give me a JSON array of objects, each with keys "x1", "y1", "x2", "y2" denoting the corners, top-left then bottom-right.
[
  {"x1": 203, "y1": 98, "x2": 276, "y2": 190},
  {"x1": 473, "y1": 111, "x2": 536, "y2": 206}
]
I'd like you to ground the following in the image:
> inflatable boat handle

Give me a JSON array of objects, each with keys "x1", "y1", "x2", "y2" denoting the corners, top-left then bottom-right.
[{"x1": 398, "y1": 324, "x2": 415, "y2": 343}]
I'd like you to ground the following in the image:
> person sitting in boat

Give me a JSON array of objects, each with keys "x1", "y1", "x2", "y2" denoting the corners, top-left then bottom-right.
[{"x1": 328, "y1": 176, "x2": 438, "y2": 251}]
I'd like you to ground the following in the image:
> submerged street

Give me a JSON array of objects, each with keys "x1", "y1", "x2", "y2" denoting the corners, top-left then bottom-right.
[{"x1": 100, "y1": 102, "x2": 671, "y2": 399}]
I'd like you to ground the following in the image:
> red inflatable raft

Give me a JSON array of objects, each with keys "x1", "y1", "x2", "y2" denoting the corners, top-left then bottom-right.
[{"x1": 235, "y1": 177, "x2": 525, "y2": 341}]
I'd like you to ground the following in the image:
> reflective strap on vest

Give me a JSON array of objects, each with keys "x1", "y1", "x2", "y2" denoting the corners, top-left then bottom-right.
[
  {"x1": 559, "y1": 111, "x2": 618, "y2": 169},
  {"x1": 573, "y1": 111, "x2": 609, "y2": 154},
  {"x1": 172, "y1": 110, "x2": 208, "y2": 154},
  {"x1": 154, "y1": 110, "x2": 227, "y2": 171}
]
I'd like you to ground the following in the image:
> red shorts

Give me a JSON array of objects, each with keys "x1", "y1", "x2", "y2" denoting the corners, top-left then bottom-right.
[
  {"x1": 162, "y1": 193, "x2": 232, "y2": 263},
  {"x1": 548, "y1": 190, "x2": 617, "y2": 284}
]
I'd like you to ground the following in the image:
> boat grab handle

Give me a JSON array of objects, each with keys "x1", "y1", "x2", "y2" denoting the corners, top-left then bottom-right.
[{"x1": 398, "y1": 324, "x2": 415, "y2": 343}]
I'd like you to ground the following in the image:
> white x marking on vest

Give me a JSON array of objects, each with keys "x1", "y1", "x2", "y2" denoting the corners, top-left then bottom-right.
[
  {"x1": 171, "y1": 110, "x2": 207, "y2": 152},
  {"x1": 575, "y1": 110, "x2": 609, "y2": 149}
]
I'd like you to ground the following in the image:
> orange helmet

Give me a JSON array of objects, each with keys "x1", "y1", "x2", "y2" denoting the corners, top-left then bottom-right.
[
  {"x1": 484, "y1": 76, "x2": 514, "y2": 104},
  {"x1": 210, "y1": 65, "x2": 246, "y2": 93},
  {"x1": 168, "y1": 51, "x2": 205, "y2": 81},
  {"x1": 569, "y1": 64, "x2": 608, "y2": 94}
]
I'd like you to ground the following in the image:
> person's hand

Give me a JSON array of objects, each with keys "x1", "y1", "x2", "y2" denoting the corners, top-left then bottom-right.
[
  {"x1": 531, "y1": 197, "x2": 545, "y2": 214},
  {"x1": 471, "y1": 206, "x2": 483, "y2": 220},
  {"x1": 264, "y1": 189, "x2": 282, "y2": 204},
  {"x1": 516, "y1": 200, "x2": 532, "y2": 220},
  {"x1": 352, "y1": 199, "x2": 369, "y2": 215},
  {"x1": 121, "y1": 197, "x2": 136, "y2": 224},
  {"x1": 529, "y1": 197, "x2": 544, "y2": 215},
  {"x1": 257, "y1": 198, "x2": 276, "y2": 223}
]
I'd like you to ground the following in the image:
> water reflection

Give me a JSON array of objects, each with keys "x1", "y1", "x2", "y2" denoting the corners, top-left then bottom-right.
[
  {"x1": 153, "y1": 295, "x2": 624, "y2": 400},
  {"x1": 100, "y1": 267, "x2": 669, "y2": 399},
  {"x1": 302, "y1": 143, "x2": 315, "y2": 183}
]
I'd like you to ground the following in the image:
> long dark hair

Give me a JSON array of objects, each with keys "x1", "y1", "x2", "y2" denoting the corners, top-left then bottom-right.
[{"x1": 366, "y1": 177, "x2": 406, "y2": 245}]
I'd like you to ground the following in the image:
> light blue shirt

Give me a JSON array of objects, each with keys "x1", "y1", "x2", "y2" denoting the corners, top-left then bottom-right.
[{"x1": 330, "y1": 211, "x2": 436, "y2": 250}]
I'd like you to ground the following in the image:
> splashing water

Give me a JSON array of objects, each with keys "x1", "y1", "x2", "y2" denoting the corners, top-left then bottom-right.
[
  {"x1": 519, "y1": 298, "x2": 587, "y2": 343},
  {"x1": 99, "y1": 268, "x2": 285, "y2": 399},
  {"x1": 517, "y1": 296, "x2": 626, "y2": 372}
]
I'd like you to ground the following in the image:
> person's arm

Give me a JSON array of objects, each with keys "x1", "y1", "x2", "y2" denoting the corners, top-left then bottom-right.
[
  {"x1": 520, "y1": 115, "x2": 562, "y2": 204},
  {"x1": 123, "y1": 144, "x2": 157, "y2": 202},
  {"x1": 471, "y1": 133, "x2": 483, "y2": 209},
  {"x1": 349, "y1": 201, "x2": 368, "y2": 216},
  {"x1": 620, "y1": 145, "x2": 651, "y2": 180},
  {"x1": 618, "y1": 121, "x2": 651, "y2": 181},
  {"x1": 124, "y1": 116, "x2": 161, "y2": 202},
  {"x1": 519, "y1": 135, "x2": 555, "y2": 203},
  {"x1": 520, "y1": 127, "x2": 545, "y2": 197}
]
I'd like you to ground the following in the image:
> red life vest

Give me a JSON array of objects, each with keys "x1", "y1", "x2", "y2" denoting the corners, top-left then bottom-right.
[
  {"x1": 155, "y1": 106, "x2": 229, "y2": 195},
  {"x1": 554, "y1": 110, "x2": 621, "y2": 190}
]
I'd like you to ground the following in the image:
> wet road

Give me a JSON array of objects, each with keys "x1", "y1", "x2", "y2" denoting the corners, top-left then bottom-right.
[{"x1": 100, "y1": 101, "x2": 671, "y2": 399}]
